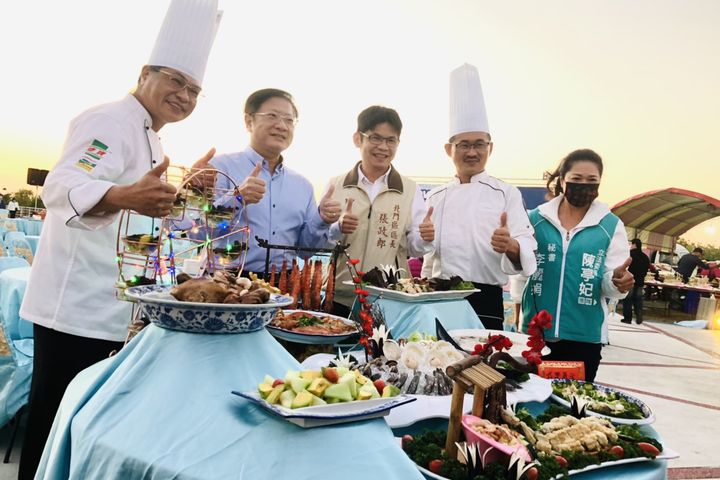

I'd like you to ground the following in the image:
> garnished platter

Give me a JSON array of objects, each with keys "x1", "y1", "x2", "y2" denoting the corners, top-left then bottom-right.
[
  {"x1": 124, "y1": 284, "x2": 293, "y2": 334},
  {"x1": 266, "y1": 309, "x2": 359, "y2": 344},
  {"x1": 343, "y1": 281, "x2": 480, "y2": 303},
  {"x1": 233, "y1": 391, "x2": 416, "y2": 428},
  {"x1": 550, "y1": 379, "x2": 655, "y2": 425}
]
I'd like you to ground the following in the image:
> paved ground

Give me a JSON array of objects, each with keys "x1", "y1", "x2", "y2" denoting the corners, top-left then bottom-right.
[{"x1": 1, "y1": 313, "x2": 718, "y2": 479}]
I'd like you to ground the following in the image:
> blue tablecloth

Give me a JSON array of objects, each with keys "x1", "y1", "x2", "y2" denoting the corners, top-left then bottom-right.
[
  {"x1": 375, "y1": 297, "x2": 482, "y2": 339},
  {"x1": 1, "y1": 218, "x2": 43, "y2": 236},
  {"x1": 25, "y1": 235, "x2": 40, "y2": 255},
  {"x1": 37, "y1": 325, "x2": 423, "y2": 480},
  {"x1": 0, "y1": 266, "x2": 33, "y2": 427}
]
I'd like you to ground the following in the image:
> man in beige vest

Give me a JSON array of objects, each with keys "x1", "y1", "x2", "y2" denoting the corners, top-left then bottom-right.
[{"x1": 322, "y1": 106, "x2": 435, "y2": 315}]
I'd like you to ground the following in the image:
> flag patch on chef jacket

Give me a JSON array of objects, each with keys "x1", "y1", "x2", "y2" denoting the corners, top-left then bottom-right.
[{"x1": 75, "y1": 139, "x2": 108, "y2": 171}]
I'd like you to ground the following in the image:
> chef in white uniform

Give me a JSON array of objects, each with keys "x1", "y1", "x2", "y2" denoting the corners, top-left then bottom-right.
[
  {"x1": 18, "y1": 1, "x2": 222, "y2": 477},
  {"x1": 422, "y1": 63, "x2": 537, "y2": 331}
]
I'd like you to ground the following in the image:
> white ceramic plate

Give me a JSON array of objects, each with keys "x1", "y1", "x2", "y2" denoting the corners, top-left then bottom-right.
[
  {"x1": 448, "y1": 329, "x2": 552, "y2": 358},
  {"x1": 550, "y1": 379, "x2": 656, "y2": 425},
  {"x1": 232, "y1": 391, "x2": 416, "y2": 428},
  {"x1": 266, "y1": 310, "x2": 359, "y2": 345},
  {"x1": 343, "y1": 281, "x2": 480, "y2": 303}
]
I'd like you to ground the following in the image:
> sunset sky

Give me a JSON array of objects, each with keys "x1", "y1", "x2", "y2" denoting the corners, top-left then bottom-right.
[{"x1": 1, "y1": 0, "x2": 718, "y2": 245}]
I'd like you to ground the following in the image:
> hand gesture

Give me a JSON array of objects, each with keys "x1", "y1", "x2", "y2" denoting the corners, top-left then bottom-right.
[
  {"x1": 128, "y1": 157, "x2": 177, "y2": 217},
  {"x1": 236, "y1": 162, "x2": 266, "y2": 205},
  {"x1": 339, "y1": 198, "x2": 359, "y2": 235},
  {"x1": 419, "y1": 206, "x2": 435, "y2": 242},
  {"x1": 612, "y1": 257, "x2": 635, "y2": 293},
  {"x1": 318, "y1": 185, "x2": 342, "y2": 223},
  {"x1": 491, "y1": 212, "x2": 513, "y2": 253},
  {"x1": 188, "y1": 147, "x2": 216, "y2": 188}
]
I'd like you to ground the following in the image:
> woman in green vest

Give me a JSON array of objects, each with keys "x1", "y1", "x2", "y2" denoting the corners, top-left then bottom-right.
[{"x1": 520, "y1": 149, "x2": 634, "y2": 382}]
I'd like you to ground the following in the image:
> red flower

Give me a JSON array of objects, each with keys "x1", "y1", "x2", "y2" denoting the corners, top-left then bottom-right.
[
  {"x1": 349, "y1": 259, "x2": 360, "y2": 265},
  {"x1": 472, "y1": 343, "x2": 488, "y2": 356},
  {"x1": 523, "y1": 349, "x2": 544, "y2": 365},
  {"x1": 352, "y1": 276, "x2": 361, "y2": 284},
  {"x1": 355, "y1": 271, "x2": 365, "y2": 277},
  {"x1": 526, "y1": 337, "x2": 545, "y2": 350},
  {"x1": 358, "y1": 297, "x2": 367, "y2": 304}
]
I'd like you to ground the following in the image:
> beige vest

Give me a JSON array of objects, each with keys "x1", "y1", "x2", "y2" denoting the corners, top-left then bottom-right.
[{"x1": 329, "y1": 163, "x2": 416, "y2": 306}]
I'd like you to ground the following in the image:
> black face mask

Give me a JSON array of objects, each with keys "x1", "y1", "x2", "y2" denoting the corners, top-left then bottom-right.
[{"x1": 564, "y1": 182, "x2": 599, "y2": 208}]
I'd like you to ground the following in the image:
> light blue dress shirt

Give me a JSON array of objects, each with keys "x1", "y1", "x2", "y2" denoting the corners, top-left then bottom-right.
[{"x1": 211, "y1": 147, "x2": 331, "y2": 272}]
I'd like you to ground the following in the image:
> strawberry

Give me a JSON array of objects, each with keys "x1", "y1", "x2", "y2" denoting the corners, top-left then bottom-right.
[
  {"x1": 322, "y1": 367, "x2": 339, "y2": 383},
  {"x1": 554, "y1": 455, "x2": 568, "y2": 468},
  {"x1": 428, "y1": 459, "x2": 443, "y2": 474},
  {"x1": 271, "y1": 379, "x2": 284, "y2": 388},
  {"x1": 373, "y1": 379, "x2": 386, "y2": 392},
  {"x1": 525, "y1": 467, "x2": 539, "y2": 480},
  {"x1": 637, "y1": 442, "x2": 660, "y2": 456},
  {"x1": 609, "y1": 445, "x2": 624, "y2": 458},
  {"x1": 401, "y1": 435, "x2": 414, "y2": 450}
]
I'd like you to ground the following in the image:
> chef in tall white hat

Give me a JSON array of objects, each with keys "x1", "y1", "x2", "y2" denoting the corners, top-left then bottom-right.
[
  {"x1": 421, "y1": 63, "x2": 537, "y2": 330},
  {"x1": 18, "y1": 2, "x2": 222, "y2": 477}
]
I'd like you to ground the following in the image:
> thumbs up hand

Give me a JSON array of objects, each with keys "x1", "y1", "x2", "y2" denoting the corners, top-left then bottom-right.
[
  {"x1": 490, "y1": 212, "x2": 513, "y2": 253},
  {"x1": 318, "y1": 185, "x2": 342, "y2": 223},
  {"x1": 236, "y1": 161, "x2": 266, "y2": 205},
  {"x1": 612, "y1": 257, "x2": 635, "y2": 293},
  {"x1": 419, "y1": 206, "x2": 435, "y2": 242},
  {"x1": 339, "y1": 198, "x2": 359, "y2": 234},
  {"x1": 188, "y1": 147, "x2": 217, "y2": 188},
  {"x1": 127, "y1": 156, "x2": 178, "y2": 217}
]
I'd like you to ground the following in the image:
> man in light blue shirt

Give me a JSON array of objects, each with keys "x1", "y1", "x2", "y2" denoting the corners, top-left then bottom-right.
[{"x1": 194, "y1": 88, "x2": 340, "y2": 273}]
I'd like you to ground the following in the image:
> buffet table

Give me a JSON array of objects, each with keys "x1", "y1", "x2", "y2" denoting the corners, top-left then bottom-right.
[
  {"x1": 37, "y1": 325, "x2": 424, "y2": 480},
  {"x1": 373, "y1": 297, "x2": 482, "y2": 339}
]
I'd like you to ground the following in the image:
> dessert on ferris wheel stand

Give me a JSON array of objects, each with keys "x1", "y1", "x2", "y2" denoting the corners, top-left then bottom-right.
[{"x1": 115, "y1": 164, "x2": 274, "y2": 341}]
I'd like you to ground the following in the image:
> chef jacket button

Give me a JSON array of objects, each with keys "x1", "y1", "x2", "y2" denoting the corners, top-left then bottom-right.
[
  {"x1": 272, "y1": 204, "x2": 276, "y2": 208},
  {"x1": 272, "y1": 231, "x2": 276, "y2": 235}
]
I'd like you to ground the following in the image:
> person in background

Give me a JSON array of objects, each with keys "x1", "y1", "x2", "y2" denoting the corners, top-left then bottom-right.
[
  {"x1": 7, "y1": 197, "x2": 19, "y2": 218},
  {"x1": 322, "y1": 106, "x2": 435, "y2": 315},
  {"x1": 0, "y1": 195, "x2": 6, "y2": 210},
  {"x1": 17, "y1": 1, "x2": 222, "y2": 477},
  {"x1": 676, "y1": 247, "x2": 708, "y2": 283},
  {"x1": 622, "y1": 238, "x2": 650, "y2": 324},
  {"x1": 518, "y1": 149, "x2": 634, "y2": 382},
  {"x1": 422, "y1": 63, "x2": 537, "y2": 331}
]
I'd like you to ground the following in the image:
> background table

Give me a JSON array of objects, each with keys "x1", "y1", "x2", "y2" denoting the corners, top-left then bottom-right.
[
  {"x1": 0, "y1": 265, "x2": 33, "y2": 427},
  {"x1": 38, "y1": 325, "x2": 424, "y2": 480},
  {"x1": 24, "y1": 235, "x2": 40, "y2": 255},
  {"x1": 374, "y1": 297, "x2": 482, "y2": 339}
]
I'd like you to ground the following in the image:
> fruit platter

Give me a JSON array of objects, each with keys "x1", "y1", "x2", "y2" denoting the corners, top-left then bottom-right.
[
  {"x1": 232, "y1": 367, "x2": 415, "y2": 427},
  {"x1": 550, "y1": 379, "x2": 655, "y2": 425},
  {"x1": 266, "y1": 309, "x2": 360, "y2": 344},
  {"x1": 398, "y1": 402, "x2": 676, "y2": 480}
]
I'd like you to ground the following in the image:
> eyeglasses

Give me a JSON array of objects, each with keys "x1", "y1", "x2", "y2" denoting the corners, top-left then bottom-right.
[
  {"x1": 453, "y1": 141, "x2": 491, "y2": 152},
  {"x1": 360, "y1": 132, "x2": 400, "y2": 148},
  {"x1": 154, "y1": 69, "x2": 203, "y2": 100},
  {"x1": 252, "y1": 112, "x2": 298, "y2": 128}
]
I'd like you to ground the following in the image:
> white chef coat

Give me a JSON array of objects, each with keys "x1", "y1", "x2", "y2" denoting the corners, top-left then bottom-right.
[
  {"x1": 422, "y1": 171, "x2": 537, "y2": 285},
  {"x1": 7, "y1": 200, "x2": 19, "y2": 212},
  {"x1": 20, "y1": 94, "x2": 162, "y2": 341}
]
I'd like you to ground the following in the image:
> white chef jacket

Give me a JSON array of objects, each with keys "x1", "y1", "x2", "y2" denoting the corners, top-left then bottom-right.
[
  {"x1": 20, "y1": 94, "x2": 162, "y2": 341},
  {"x1": 422, "y1": 171, "x2": 537, "y2": 285}
]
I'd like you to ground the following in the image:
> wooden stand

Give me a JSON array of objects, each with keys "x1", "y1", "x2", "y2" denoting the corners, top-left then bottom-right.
[{"x1": 444, "y1": 357, "x2": 506, "y2": 459}]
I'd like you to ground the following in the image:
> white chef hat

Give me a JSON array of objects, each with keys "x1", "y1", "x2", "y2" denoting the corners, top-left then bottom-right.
[
  {"x1": 448, "y1": 63, "x2": 489, "y2": 139},
  {"x1": 148, "y1": 0, "x2": 223, "y2": 86}
]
